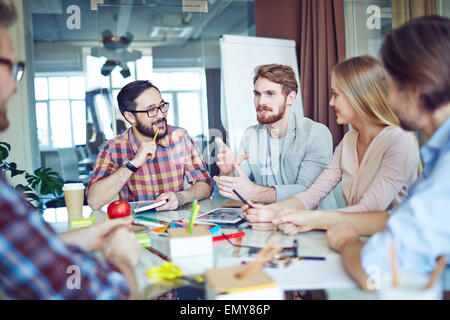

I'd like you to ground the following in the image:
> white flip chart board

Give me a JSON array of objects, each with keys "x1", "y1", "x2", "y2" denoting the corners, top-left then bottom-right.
[{"x1": 220, "y1": 34, "x2": 302, "y2": 153}]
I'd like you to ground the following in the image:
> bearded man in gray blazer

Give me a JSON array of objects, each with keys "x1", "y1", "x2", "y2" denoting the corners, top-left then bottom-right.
[{"x1": 214, "y1": 64, "x2": 336, "y2": 211}]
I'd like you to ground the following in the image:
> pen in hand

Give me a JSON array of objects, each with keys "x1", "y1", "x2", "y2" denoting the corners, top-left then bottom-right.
[
  {"x1": 147, "y1": 128, "x2": 159, "y2": 159},
  {"x1": 232, "y1": 189, "x2": 254, "y2": 209}
]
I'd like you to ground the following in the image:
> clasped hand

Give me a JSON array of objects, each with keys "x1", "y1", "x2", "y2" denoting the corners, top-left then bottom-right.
[{"x1": 241, "y1": 204, "x2": 316, "y2": 234}]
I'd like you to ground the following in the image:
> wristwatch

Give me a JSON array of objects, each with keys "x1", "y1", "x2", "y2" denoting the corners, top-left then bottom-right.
[{"x1": 122, "y1": 159, "x2": 138, "y2": 173}]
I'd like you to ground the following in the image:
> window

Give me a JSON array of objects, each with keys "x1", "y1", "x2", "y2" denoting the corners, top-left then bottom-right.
[
  {"x1": 35, "y1": 75, "x2": 86, "y2": 149},
  {"x1": 344, "y1": 0, "x2": 393, "y2": 58},
  {"x1": 344, "y1": 0, "x2": 450, "y2": 59},
  {"x1": 36, "y1": 55, "x2": 208, "y2": 151},
  {"x1": 343, "y1": 0, "x2": 450, "y2": 147},
  {"x1": 153, "y1": 68, "x2": 207, "y2": 139},
  {"x1": 87, "y1": 54, "x2": 208, "y2": 141}
]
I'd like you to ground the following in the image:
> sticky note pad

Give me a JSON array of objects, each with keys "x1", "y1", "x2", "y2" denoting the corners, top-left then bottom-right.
[
  {"x1": 135, "y1": 232, "x2": 151, "y2": 248},
  {"x1": 152, "y1": 224, "x2": 169, "y2": 234},
  {"x1": 70, "y1": 217, "x2": 96, "y2": 228},
  {"x1": 168, "y1": 226, "x2": 212, "y2": 258},
  {"x1": 209, "y1": 225, "x2": 221, "y2": 234}
]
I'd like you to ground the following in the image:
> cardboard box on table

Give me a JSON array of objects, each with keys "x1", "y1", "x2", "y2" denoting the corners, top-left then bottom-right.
[{"x1": 167, "y1": 226, "x2": 213, "y2": 258}]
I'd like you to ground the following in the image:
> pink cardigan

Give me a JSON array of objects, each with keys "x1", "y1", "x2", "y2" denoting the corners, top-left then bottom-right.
[{"x1": 295, "y1": 126, "x2": 420, "y2": 212}]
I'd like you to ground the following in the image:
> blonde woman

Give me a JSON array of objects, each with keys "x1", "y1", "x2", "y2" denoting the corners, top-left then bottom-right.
[{"x1": 244, "y1": 55, "x2": 421, "y2": 236}]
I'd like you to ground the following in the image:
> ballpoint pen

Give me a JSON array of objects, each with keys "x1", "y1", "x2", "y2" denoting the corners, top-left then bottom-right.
[{"x1": 232, "y1": 189, "x2": 254, "y2": 208}]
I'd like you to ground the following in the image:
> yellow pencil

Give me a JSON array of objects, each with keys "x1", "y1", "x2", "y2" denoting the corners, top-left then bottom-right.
[
  {"x1": 153, "y1": 128, "x2": 159, "y2": 141},
  {"x1": 147, "y1": 128, "x2": 160, "y2": 158}
]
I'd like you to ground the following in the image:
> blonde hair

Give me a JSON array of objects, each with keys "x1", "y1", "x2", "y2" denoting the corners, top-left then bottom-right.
[
  {"x1": 332, "y1": 55, "x2": 400, "y2": 127},
  {"x1": 333, "y1": 55, "x2": 423, "y2": 175}
]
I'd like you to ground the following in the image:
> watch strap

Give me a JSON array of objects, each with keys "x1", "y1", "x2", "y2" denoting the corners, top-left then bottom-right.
[{"x1": 123, "y1": 159, "x2": 138, "y2": 173}]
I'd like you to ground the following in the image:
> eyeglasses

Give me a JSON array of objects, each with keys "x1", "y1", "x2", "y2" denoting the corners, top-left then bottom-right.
[
  {"x1": 128, "y1": 102, "x2": 169, "y2": 118},
  {"x1": 0, "y1": 58, "x2": 25, "y2": 82}
]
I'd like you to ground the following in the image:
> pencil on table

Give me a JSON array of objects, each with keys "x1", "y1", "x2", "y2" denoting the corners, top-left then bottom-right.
[
  {"x1": 390, "y1": 241, "x2": 400, "y2": 288},
  {"x1": 423, "y1": 255, "x2": 446, "y2": 290},
  {"x1": 235, "y1": 234, "x2": 279, "y2": 280},
  {"x1": 236, "y1": 247, "x2": 281, "y2": 280}
]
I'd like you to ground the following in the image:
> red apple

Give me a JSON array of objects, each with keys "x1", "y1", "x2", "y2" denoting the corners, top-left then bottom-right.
[{"x1": 107, "y1": 200, "x2": 131, "y2": 219}]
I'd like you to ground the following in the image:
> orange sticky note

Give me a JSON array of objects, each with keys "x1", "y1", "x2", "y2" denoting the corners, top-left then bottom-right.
[{"x1": 152, "y1": 224, "x2": 169, "y2": 234}]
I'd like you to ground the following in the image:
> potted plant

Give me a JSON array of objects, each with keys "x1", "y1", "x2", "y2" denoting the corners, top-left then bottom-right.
[{"x1": 0, "y1": 141, "x2": 64, "y2": 208}]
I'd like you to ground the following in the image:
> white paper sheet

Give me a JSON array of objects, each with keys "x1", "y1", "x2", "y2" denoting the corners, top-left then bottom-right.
[{"x1": 217, "y1": 254, "x2": 357, "y2": 291}]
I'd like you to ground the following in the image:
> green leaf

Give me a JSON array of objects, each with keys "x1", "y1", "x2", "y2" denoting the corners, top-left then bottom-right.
[
  {"x1": 0, "y1": 141, "x2": 11, "y2": 151},
  {"x1": 0, "y1": 142, "x2": 64, "y2": 204},
  {"x1": 55, "y1": 198, "x2": 66, "y2": 207},
  {"x1": 0, "y1": 142, "x2": 11, "y2": 162},
  {"x1": 30, "y1": 167, "x2": 64, "y2": 196},
  {"x1": 0, "y1": 147, "x2": 8, "y2": 162},
  {"x1": 23, "y1": 192, "x2": 41, "y2": 203},
  {"x1": 0, "y1": 160, "x2": 25, "y2": 177},
  {"x1": 15, "y1": 184, "x2": 33, "y2": 192},
  {"x1": 9, "y1": 163, "x2": 26, "y2": 177}
]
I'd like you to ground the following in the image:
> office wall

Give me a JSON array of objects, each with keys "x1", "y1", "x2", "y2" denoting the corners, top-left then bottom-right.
[
  {"x1": 254, "y1": 0, "x2": 301, "y2": 59},
  {"x1": 0, "y1": 0, "x2": 38, "y2": 183}
]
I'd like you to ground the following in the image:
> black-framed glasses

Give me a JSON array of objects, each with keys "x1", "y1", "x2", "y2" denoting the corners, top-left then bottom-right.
[
  {"x1": 0, "y1": 58, "x2": 25, "y2": 82},
  {"x1": 128, "y1": 102, "x2": 169, "y2": 118}
]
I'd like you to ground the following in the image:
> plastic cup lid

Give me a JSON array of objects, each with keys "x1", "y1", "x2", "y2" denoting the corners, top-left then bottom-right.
[{"x1": 62, "y1": 183, "x2": 85, "y2": 191}]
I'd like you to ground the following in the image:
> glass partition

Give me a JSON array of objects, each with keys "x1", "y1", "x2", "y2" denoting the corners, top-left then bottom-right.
[{"x1": 25, "y1": 0, "x2": 256, "y2": 187}]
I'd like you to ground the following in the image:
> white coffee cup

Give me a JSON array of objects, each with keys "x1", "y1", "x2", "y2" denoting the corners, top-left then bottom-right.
[{"x1": 62, "y1": 183, "x2": 85, "y2": 216}]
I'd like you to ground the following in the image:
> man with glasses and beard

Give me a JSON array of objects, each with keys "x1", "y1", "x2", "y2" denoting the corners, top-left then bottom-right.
[
  {"x1": 87, "y1": 80, "x2": 213, "y2": 211},
  {"x1": 214, "y1": 64, "x2": 336, "y2": 222}
]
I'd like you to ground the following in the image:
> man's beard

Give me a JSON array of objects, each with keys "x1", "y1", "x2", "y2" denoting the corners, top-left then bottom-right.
[
  {"x1": 256, "y1": 100, "x2": 287, "y2": 125},
  {"x1": 0, "y1": 106, "x2": 9, "y2": 132},
  {"x1": 135, "y1": 117, "x2": 168, "y2": 140}
]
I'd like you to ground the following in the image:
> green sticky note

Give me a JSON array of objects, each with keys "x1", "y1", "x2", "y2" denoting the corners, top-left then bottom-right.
[
  {"x1": 70, "y1": 217, "x2": 96, "y2": 228},
  {"x1": 135, "y1": 233, "x2": 151, "y2": 248}
]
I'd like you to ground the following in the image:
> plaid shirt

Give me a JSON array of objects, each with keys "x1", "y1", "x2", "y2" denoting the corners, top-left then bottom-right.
[
  {"x1": 0, "y1": 171, "x2": 130, "y2": 300},
  {"x1": 87, "y1": 126, "x2": 213, "y2": 201}
]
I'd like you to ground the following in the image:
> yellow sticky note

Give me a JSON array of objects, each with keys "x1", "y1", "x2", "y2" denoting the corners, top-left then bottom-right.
[
  {"x1": 70, "y1": 217, "x2": 96, "y2": 228},
  {"x1": 135, "y1": 233, "x2": 151, "y2": 248}
]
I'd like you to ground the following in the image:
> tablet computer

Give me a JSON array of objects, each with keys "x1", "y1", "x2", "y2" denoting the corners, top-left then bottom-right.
[{"x1": 196, "y1": 208, "x2": 244, "y2": 224}]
